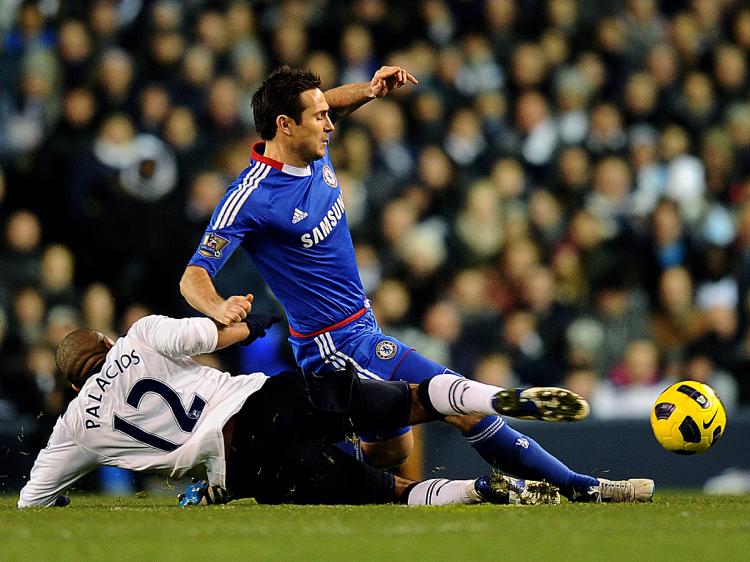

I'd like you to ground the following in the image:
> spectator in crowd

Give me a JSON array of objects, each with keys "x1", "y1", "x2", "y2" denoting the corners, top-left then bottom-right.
[
  {"x1": 473, "y1": 352, "x2": 518, "y2": 389},
  {"x1": 500, "y1": 308, "x2": 560, "y2": 387},
  {"x1": 32, "y1": 86, "x2": 97, "y2": 240},
  {"x1": 10, "y1": 284, "x2": 46, "y2": 347},
  {"x1": 39, "y1": 243, "x2": 77, "y2": 309},
  {"x1": 521, "y1": 265, "x2": 574, "y2": 365},
  {"x1": 682, "y1": 343, "x2": 739, "y2": 413},
  {"x1": 0, "y1": 209, "x2": 42, "y2": 307},
  {"x1": 589, "y1": 270, "x2": 652, "y2": 377},
  {"x1": 95, "y1": 48, "x2": 135, "y2": 114},
  {"x1": 554, "y1": 67, "x2": 589, "y2": 146},
  {"x1": 639, "y1": 197, "x2": 699, "y2": 301},
  {"x1": 80, "y1": 282, "x2": 117, "y2": 340},
  {"x1": 592, "y1": 339, "x2": 664, "y2": 419},
  {"x1": 451, "y1": 179, "x2": 503, "y2": 267},
  {"x1": 650, "y1": 266, "x2": 708, "y2": 373},
  {"x1": 448, "y1": 268, "x2": 501, "y2": 375}
]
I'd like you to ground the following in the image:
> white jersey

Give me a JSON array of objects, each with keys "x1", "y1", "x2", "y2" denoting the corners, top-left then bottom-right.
[{"x1": 18, "y1": 315, "x2": 268, "y2": 508}]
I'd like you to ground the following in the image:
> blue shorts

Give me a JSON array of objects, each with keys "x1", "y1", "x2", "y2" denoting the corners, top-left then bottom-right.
[{"x1": 289, "y1": 310, "x2": 456, "y2": 441}]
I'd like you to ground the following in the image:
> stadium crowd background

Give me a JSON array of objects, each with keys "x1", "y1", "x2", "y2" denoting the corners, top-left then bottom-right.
[{"x1": 1, "y1": 0, "x2": 750, "y2": 451}]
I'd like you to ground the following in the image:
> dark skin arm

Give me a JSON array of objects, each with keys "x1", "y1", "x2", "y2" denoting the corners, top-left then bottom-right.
[
  {"x1": 324, "y1": 66, "x2": 418, "y2": 118},
  {"x1": 213, "y1": 319, "x2": 251, "y2": 350}
]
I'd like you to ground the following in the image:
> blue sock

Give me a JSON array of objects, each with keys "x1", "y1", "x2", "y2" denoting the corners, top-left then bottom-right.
[{"x1": 464, "y1": 416, "x2": 598, "y2": 498}]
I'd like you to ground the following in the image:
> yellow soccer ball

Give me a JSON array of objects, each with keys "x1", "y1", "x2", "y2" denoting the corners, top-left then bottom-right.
[{"x1": 650, "y1": 381, "x2": 727, "y2": 455}]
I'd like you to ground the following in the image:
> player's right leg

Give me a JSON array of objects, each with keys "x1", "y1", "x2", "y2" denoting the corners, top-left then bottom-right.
[
  {"x1": 316, "y1": 328, "x2": 598, "y2": 496},
  {"x1": 290, "y1": 323, "x2": 652, "y2": 503},
  {"x1": 388, "y1": 353, "x2": 655, "y2": 502}
]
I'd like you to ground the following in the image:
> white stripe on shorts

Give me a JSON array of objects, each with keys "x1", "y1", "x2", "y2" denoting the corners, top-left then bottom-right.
[
  {"x1": 314, "y1": 334, "x2": 346, "y2": 370},
  {"x1": 324, "y1": 332, "x2": 381, "y2": 380}
]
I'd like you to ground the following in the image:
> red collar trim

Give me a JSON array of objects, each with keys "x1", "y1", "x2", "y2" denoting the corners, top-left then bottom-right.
[
  {"x1": 252, "y1": 142, "x2": 312, "y2": 176},
  {"x1": 252, "y1": 142, "x2": 283, "y2": 169}
]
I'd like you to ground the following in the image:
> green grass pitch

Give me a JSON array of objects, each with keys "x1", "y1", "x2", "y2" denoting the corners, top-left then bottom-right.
[{"x1": 2, "y1": 492, "x2": 749, "y2": 561}]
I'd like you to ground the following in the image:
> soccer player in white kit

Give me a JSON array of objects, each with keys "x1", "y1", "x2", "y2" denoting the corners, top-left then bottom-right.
[{"x1": 19, "y1": 314, "x2": 574, "y2": 508}]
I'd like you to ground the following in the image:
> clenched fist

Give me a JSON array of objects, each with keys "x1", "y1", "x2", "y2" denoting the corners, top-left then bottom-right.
[{"x1": 214, "y1": 293, "x2": 253, "y2": 325}]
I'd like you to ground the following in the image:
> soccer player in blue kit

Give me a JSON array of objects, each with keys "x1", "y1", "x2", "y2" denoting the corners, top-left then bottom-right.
[{"x1": 180, "y1": 66, "x2": 653, "y2": 503}]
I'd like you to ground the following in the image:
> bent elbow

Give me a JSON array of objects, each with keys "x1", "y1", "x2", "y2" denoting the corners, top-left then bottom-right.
[
  {"x1": 179, "y1": 271, "x2": 189, "y2": 298},
  {"x1": 180, "y1": 266, "x2": 200, "y2": 298}
]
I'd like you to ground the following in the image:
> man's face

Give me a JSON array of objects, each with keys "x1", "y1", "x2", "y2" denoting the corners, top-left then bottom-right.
[{"x1": 289, "y1": 88, "x2": 334, "y2": 164}]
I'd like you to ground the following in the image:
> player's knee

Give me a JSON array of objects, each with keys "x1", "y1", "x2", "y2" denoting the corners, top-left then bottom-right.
[
  {"x1": 362, "y1": 444, "x2": 410, "y2": 470},
  {"x1": 361, "y1": 433, "x2": 413, "y2": 469},
  {"x1": 444, "y1": 414, "x2": 484, "y2": 433}
]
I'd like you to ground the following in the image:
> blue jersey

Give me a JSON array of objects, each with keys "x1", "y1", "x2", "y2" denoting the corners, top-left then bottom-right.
[
  {"x1": 190, "y1": 142, "x2": 455, "y2": 444},
  {"x1": 189, "y1": 143, "x2": 368, "y2": 335}
]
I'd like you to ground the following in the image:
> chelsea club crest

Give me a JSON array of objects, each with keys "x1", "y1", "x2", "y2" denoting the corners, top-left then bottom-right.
[
  {"x1": 375, "y1": 340, "x2": 398, "y2": 360},
  {"x1": 322, "y1": 165, "x2": 338, "y2": 187}
]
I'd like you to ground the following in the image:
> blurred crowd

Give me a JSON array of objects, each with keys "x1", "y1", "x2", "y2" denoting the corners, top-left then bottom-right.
[{"x1": 1, "y1": 0, "x2": 750, "y2": 435}]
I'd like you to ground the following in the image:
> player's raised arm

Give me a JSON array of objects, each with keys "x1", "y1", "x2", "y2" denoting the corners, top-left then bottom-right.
[
  {"x1": 180, "y1": 265, "x2": 253, "y2": 326},
  {"x1": 324, "y1": 66, "x2": 418, "y2": 119},
  {"x1": 129, "y1": 313, "x2": 281, "y2": 361}
]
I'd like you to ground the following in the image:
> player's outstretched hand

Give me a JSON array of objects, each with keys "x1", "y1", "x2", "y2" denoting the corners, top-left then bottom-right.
[
  {"x1": 370, "y1": 66, "x2": 418, "y2": 98},
  {"x1": 215, "y1": 294, "x2": 253, "y2": 325},
  {"x1": 241, "y1": 312, "x2": 283, "y2": 345}
]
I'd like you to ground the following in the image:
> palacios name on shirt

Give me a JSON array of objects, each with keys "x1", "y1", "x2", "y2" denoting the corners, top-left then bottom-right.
[
  {"x1": 300, "y1": 194, "x2": 345, "y2": 249},
  {"x1": 84, "y1": 349, "x2": 140, "y2": 430}
]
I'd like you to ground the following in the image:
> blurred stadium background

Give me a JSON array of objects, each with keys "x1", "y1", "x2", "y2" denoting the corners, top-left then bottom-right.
[{"x1": 1, "y1": 0, "x2": 750, "y2": 495}]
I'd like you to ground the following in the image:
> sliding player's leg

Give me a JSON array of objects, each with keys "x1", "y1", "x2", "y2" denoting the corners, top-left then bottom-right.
[
  {"x1": 370, "y1": 348, "x2": 601, "y2": 500},
  {"x1": 224, "y1": 370, "x2": 556, "y2": 506}
]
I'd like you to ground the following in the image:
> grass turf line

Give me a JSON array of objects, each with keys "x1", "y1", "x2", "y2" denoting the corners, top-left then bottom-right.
[{"x1": 1, "y1": 492, "x2": 749, "y2": 561}]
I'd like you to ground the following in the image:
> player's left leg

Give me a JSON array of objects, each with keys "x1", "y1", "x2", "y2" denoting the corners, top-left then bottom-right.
[{"x1": 383, "y1": 349, "x2": 601, "y2": 500}]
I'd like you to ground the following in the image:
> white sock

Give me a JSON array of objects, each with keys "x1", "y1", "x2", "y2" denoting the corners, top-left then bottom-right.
[
  {"x1": 406, "y1": 479, "x2": 483, "y2": 505},
  {"x1": 427, "y1": 374, "x2": 501, "y2": 416}
]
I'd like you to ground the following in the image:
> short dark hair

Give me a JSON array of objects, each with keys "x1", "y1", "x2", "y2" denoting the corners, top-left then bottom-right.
[
  {"x1": 251, "y1": 66, "x2": 322, "y2": 140},
  {"x1": 55, "y1": 329, "x2": 108, "y2": 388}
]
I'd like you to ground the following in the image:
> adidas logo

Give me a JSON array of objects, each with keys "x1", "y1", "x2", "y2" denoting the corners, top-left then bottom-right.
[{"x1": 292, "y1": 208, "x2": 308, "y2": 224}]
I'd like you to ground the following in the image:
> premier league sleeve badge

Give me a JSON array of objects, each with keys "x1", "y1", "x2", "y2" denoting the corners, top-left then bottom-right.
[{"x1": 198, "y1": 232, "x2": 230, "y2": 259}]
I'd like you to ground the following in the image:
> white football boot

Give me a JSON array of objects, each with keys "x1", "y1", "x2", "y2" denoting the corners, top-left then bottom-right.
[{"x1": 590, "y1": 478, "x2": 655, "y2": 502}]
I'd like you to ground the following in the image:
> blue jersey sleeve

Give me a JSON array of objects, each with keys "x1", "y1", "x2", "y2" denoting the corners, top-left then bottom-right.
[{"x1": 187, "y1": 179, "x2": 269, "y2": 277}]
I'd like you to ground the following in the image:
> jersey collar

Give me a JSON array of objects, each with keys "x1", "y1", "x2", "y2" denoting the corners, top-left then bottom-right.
[{"x1": 252, "y1": 142, "x2": 312, "y2": 177}]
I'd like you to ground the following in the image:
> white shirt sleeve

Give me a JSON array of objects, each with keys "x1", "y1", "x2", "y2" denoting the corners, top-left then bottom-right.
[
  {"x1": 18, "y1": 419, "x2": 97, "y2": 508},
  {"x1": 128, "y1": 315, "x2": 219, "y2": 358}
]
